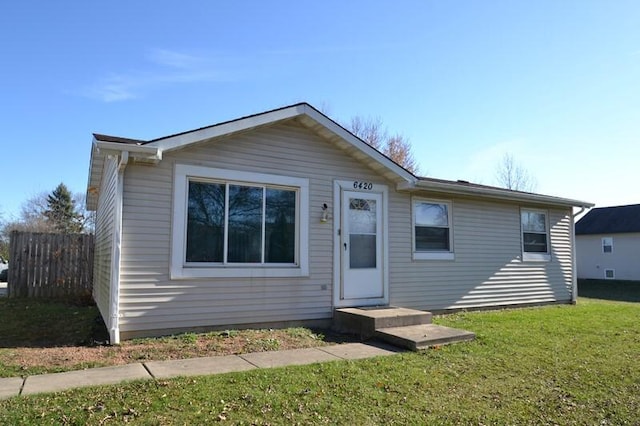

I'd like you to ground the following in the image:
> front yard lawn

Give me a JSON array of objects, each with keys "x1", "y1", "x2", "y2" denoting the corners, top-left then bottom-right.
[
  {"x1": 0, "y1": 298, "x2": 340, "y2": 378},
  {"x1": 1, "y1": 292, "x2": 638, "y2": 424}
]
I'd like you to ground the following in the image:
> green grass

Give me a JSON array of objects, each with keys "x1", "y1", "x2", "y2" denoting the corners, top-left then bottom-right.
[
  {"x1": 1, "y1": 297, "x2": 638, "y2": 424},
  {"x1": 578, "y1": 278, "x2": 640, "y2": 302},
  {"x1": 0, "y1": 297, "x2": 102, "y2": 348}
]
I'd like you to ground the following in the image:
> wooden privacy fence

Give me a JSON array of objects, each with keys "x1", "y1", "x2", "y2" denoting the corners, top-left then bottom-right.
[{"x1": 8, "y1": 231, "x2": 94, "y2": 298}]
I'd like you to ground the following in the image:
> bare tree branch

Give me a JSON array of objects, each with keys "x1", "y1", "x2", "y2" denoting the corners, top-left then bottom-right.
[
  {"x1": 384, "y1": 134, "x2": 418, "y2": 174},
  {"x1": 347, "y1": 115, "x2": 419, "y2": 174},
  {"x1": 495, "y1": 153, "x2": 537, "y2": 192}
]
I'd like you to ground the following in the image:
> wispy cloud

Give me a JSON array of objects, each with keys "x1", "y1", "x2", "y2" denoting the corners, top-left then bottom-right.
[
  {"x1": 464, "y1": 139, "x2": 528, "y2": 183},
  {"x1": 84, "y1": 74, "x2": 138, "y2": 102},
  {"x1": 147, "y1": 48, "x2": 205, "y2": 69},
  {"x1": 80, "y1": 49, "x2": 235, "y2": 102}
]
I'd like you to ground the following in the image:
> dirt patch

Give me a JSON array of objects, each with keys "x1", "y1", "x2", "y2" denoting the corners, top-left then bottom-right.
[
  {"x1": 0, "y1": 298, "x2": 358, "y2": 377},
  {"x1": 3, "y1": 329, "x2": 341, "y2": 373}
]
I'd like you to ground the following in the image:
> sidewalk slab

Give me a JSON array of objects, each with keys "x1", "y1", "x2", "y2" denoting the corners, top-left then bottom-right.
[
  {"x1": 22, "y1": 363, "x2": 150, "y2": 396},
  {"x1": 0, "y1": 377, "x2": 24, "y2": 400},
  {"x1": 145, "y1": 355, "x2": 256, "y2": 379},
  {"x1": 319, "y1": 342, "x2": 403, "y2": 360},
  {"x1": 240, "y1": 347, "x2": 340, "y2": 368}
]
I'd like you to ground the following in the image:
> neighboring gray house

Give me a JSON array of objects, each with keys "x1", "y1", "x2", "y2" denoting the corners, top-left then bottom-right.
[
  {"x1": 575, "y1": 204, "x2": 640, "y2": 281},
  {"x1": 86, "y1": 103, "x2": 592, "y2": 343}
]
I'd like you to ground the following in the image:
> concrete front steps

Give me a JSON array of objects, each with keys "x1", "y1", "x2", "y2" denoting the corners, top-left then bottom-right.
[{"x1": 333, "y1": 306, "x2": 475, "y2": 351}]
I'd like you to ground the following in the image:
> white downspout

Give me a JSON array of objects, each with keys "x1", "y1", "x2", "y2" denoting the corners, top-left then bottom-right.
[
  {"x1": 570, "y1": 206, "x2": 588, "y2": 304},
  {"x1": 109, "y1": 151, "x2": 129, "y2": 344}
]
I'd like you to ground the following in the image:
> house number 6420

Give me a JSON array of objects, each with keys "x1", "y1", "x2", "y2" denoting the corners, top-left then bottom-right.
[{"x1": 353, "y1": 181, "x2": 373, "y2": 190}]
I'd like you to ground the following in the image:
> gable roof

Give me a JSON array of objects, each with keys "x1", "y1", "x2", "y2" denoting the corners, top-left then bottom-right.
[
  {"x1": 87, "y1": 102, "x2": 593, "y2": 211},
  {"x1": 575, "y1": 204, "x2": 640, "y2": 235}
]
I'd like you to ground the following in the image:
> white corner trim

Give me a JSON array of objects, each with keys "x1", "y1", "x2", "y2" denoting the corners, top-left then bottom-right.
[
  {"x1": 170, "y1": 164, "x2": 309, "y2": 279},
  {"x1": 109, "y1": 154, "x2": 127, "y2": 345}
]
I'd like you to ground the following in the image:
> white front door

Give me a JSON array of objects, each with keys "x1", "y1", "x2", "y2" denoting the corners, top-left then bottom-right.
[{"x1": 340, "y1": 190, "x2": 384, "y2": 302}]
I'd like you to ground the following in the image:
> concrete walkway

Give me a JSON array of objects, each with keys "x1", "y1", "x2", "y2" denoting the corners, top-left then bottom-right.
[{"x1": 0, "y1": 342, "x2": 403, "y2": 400}]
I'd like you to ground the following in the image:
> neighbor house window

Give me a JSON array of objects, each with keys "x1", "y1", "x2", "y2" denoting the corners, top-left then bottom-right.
[
  {"x1": 604, "y1": 269, "x2": 615, "y2": 279},
  {"x1": 602, "y1": 237, "x2": 613, "y2": 254},
  {"x1": 413, "y1": 199, "x2": 454, "y2": 260},
  {"x1": 521, "y1": 209, "x2": 550, "y2": 261},
  {"x1": 171, "y1": 165, "x2": 309, "y2": 279}
]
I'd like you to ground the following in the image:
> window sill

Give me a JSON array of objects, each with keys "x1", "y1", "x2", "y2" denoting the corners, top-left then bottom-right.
[
  {"x1": 171, "y1": 266, "x2": 309, "y2": 280},
  {"x1": 522, "y1": 253, "x2": 551, "y2": 262},
  {"x1": 413, "y1": 252, "x2": 455, "y2": 261}
]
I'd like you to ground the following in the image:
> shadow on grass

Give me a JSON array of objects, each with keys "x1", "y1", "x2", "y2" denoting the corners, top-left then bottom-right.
[
  {"x1": 578, "y1": 279, "x2": 640, "y2": 303},
  {"x1": 0, "y1": 297, "x2": 109, "y2": 348}
]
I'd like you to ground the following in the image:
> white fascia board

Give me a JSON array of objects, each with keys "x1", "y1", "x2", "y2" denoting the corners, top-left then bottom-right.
[
  {"x1": 412, "y1": 179, "x2": 594, "y2": 208},
  {"x1": 94, "y1": 140, "x2": 162, "y2": 162},
  {"x1": 144, "y1": 103, "x2": 416, "y2": 185},
  {"x1": 148, "y1": 104, "x2": 307, "y2": 152},
  {"x1": 301, "y1": 105, "x2": 417, "y2": 184}
]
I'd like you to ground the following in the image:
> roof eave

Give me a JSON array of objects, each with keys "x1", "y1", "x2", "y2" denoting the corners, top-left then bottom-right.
[
  {"x1": 146, "y1": 104, "x2": 308, "y2": 152},
  {"x1": 145, "y1": 102, "x2": 416, "y2": 184},
  {"x1": 407, "y1": 179, "x2": 594, "y2": 208},
  {"x1": 86, "y1": 138, "x2": 163, "y2": 211}
]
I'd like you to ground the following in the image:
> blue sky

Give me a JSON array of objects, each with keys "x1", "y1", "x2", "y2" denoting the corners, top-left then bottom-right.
[{"x1": 1, "y1": 1, "x2": 638, "y2": 219}]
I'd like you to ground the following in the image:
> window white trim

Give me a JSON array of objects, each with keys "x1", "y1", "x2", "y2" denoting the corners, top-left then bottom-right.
[
  {"x1": 412, "y1": 197, "x2": 455, "y2": 261},
  {"x1": 604, "y1": 268, "x2": 615, "y2": 279},
  {"x1": 171, "y1": 164, "x2": 309, "y2": 279},
  {"x1": 521, "y1": 208, "x2": 551, "y2": 262},
  {"x1": 602, "y1": 237, "x2": 613, "y2": 254}
]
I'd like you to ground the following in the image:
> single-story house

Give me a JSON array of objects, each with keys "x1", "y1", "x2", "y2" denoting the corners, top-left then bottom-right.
[
  {"x1": 575, "y1": 204, "x2": 640, "y2": 281},
  {"x1": 87, "y1": 103, "x2": 593, "y2": 343}
]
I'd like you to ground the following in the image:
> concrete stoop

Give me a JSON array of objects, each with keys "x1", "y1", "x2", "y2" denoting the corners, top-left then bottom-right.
[
  {"x1": 375, "y1": 324, "x2": 476, "y2": 351},
  {"x1": 333, "y1": 306, "x2": 475, "y2": 351}
]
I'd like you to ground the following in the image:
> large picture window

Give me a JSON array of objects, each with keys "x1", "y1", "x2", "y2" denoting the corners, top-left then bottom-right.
[
  {"x1": 413, "y1": 199, "x2": 454, "y2": 260},
  {"x1": 186, "y1": 182, "x2": 296, "y2": 264},
  {"x1": 172, "y1": 165, "x2": 309, "y2": 278},
  {"x1": 521, "y1": 209, "x2": 550, "y2": 261}
]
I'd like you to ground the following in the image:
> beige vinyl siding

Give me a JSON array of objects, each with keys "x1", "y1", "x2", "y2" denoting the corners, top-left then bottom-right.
[
  {"x1": 118, "y1": 119, "x2": 392, "y2": 335},
  {"x1": 115, "y1": 118, "x2": 575, "y2": 337},
  {"x1": 93, "y1": 155, "x2": 118, "y2": 322},
  {"x1": 388, "y1": 198, "x2": 574, "y2": 310},
  {"x1": 576, "y1": 232, "x2": 640, "y2": 280}
]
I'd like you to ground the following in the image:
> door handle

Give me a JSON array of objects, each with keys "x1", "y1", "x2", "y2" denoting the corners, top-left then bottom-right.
[{"x1": 344, "y1": 243, "x2": 347, "y2": 251}]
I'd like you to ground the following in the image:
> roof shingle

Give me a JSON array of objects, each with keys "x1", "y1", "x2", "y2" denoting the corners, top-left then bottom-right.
[{"x1": 575, "y1": 204, "x2": 640, "y2": 235}]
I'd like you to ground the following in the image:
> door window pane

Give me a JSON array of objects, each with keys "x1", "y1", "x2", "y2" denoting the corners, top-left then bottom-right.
[
  {"x1": 186, "y1": 181, "x2": 225, "y2": 262},
  {"x1": 348, "y1": 198, "x2": 377, "y2": 269},
  {"x1": 227, "y1": 185, "x2": 262, "y2": 263},
  {"x1": 265, "y1": 188, "x2": 296, "y2": 263},
  {"x1": 350, "y1": 234, "x2": 377, "y2": 268},
  {"x1": 349, "y1": 198, "x2": 376, "y2": 234}
]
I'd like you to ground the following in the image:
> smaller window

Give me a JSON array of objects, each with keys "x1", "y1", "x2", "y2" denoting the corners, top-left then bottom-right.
[
  {"x1": 602, "y1": 237, "x2": 613, "y2": 254},
  {"x1": 604, "y1": 269, "x2": 615, "y2": 279},
  {"x1": 413, "y1": 199, "x2": 454, "y2": 260},
  {"x1": 521, "y1": 209, "x2": 550, "y2": 261}
]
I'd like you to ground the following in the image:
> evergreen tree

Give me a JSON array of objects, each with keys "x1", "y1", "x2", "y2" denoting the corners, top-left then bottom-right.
[{"x1": 44, "y1": 183, "x2": 84, "y2": 233}]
